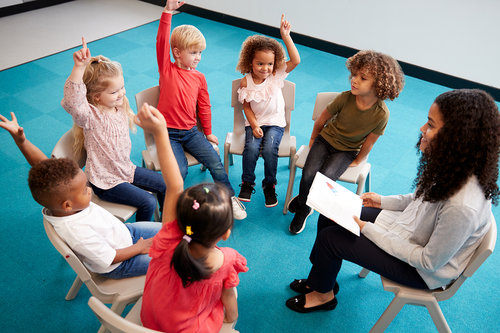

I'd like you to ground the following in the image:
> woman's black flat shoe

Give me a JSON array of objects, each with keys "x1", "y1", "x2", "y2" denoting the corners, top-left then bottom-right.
[
  {"x1": 286, "y1": 294, "x2": 337, "y2": 313},
  {"x1": 290, "y1": 279, "x2": 339, "y2": 295}
]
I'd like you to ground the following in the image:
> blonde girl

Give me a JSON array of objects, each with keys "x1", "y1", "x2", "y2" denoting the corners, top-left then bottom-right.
[
  {"x1": 61, "y1": 38, "x2": 165, "y2": 221},
  {"x1": 235, "y1": 14, "x2": 300, "y2": 208}
]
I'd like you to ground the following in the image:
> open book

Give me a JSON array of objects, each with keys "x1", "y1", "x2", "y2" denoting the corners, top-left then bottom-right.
[{"x1": 306, "y1": 172, "x2": 362, "y2": 236}]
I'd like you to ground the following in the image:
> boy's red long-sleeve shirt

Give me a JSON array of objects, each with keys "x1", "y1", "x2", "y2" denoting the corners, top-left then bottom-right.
[{"x1": 156, "y1": 12, "x2": 212, "y2": 135}]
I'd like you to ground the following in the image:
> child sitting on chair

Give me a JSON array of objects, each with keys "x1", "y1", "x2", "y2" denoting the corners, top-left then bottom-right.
[
  {"x1": 155, "y1": 0, "x2": 246, "y2": 220},
  {"x1": 0, "y1": 112, "x2": 161, "y2": 278}
]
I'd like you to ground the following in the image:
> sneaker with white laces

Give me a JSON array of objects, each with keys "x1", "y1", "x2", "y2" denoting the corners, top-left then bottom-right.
[{"x1": 231, "y1": 196, "x2": 247, "y2": 220}]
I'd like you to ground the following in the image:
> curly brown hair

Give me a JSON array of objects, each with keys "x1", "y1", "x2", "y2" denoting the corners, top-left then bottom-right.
[
  {"x1": 28, "y1": 158, "x2": 81, "y2": 208},
  {"x1": 236, "y1": 35, "x2": 286, "y2": 75},
  {"x1": 414, "y1": 89, "x2": 500, "y2": 204},
  {"x1": 347, "y1": 50, "x2": 404, "y2": 100}
]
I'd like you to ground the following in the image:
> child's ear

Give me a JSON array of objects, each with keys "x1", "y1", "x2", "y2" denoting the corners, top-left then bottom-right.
[
  {"x1": 62, "y1": 200, "x2": 73, "y2": 212},
  {"x1": 221, "y1": 229, "x2": 231, "y2": 241},
  {"x1": 173, "y1": 47, "x2": 181, "y2": 59}
]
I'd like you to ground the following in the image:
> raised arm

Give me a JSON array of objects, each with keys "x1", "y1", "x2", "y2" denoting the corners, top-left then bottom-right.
[
  {"x1": 280, "y1": 14, "x2": 300, "y2": 73},
  {"x1": 135, "y1": 103, "x2": 183, "y2": 224},
  {"x1": 0, "y1": 112, "x2": 48, "y2": 165},
  {"x1": 68, "y1": 37, "x2": 91, "y2": 84}
]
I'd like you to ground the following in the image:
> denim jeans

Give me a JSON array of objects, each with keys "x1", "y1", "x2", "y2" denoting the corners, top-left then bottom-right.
[
  {"x1": 100, "y1": 222, "x2": 162, "y2": 279},
  {"x1": 296, "y1": 135, "x2": 357, "y2": 207},
  {"x1": 306, "y1": 212, "x2": 428, "y2": 293},
  {"x1": 242, "y1": 125, "x2": 284, "y2": 186},
  {"x1": 91, "y1": 167, "x2": 166, "y2": 221},
  {"x1": 168, "y1": 126, "x2": 235, "y2": 196}
]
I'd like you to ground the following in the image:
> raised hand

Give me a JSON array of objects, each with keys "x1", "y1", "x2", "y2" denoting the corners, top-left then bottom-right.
[
  {"x1": 0, "y1": 112, "x2": 26, "y2": 145},
  {"x1": 164, "y1": 0, "x2": 185, "y2": 13},
  {"x1": 73, "y1": 36, "x2": 91, "y2": 68},
  {"x1": 135, "y1": 102, "x2": 167, "y2": 135},
  {"x1": 280, "y1": 14, "x2": 291, "y2": 37}
]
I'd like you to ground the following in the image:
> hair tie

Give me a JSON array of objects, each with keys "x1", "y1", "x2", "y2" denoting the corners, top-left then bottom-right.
[
  {"x1": 182, "y1": 235, "x2": 192, "y2": 243},
  {"x1": 203, "y1": 187, "x2": 209, "y2": 193},
  {"x1": 192, "y1": 200, "x2": 200, "y2": 210},
  {"x1": 186, "y1": 226, "x2": 193, "y2": 236}
]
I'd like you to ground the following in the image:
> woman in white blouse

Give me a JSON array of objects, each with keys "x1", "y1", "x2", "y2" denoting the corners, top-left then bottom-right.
[{"x1": 286, "y1": 89, "x2": 500, "y2": 313}]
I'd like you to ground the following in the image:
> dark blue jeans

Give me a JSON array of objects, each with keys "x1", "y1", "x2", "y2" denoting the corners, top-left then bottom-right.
[
  {"x1": 91, "y1": 167, "x2": 166, "y2": 221},
  {"x1": 100, "y1": 222, "x2": 162, "y2": 279},
  {"x1": 168, "y1": 126, "x2": 235, "y2": 196},
  {"x1": 296, "y1": 135, "x2": 357, "y2": 207},
  {"x1": 242, "y1": 125, "x2": 284, "y2": 186},
  {"x1": 306, "y1": 210, "x2": 428, "y2": 293}
]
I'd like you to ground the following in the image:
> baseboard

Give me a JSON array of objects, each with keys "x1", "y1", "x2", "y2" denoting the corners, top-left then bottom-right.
[{"x1": 0, "y1": 0, "x2": 74, "y2": 18}]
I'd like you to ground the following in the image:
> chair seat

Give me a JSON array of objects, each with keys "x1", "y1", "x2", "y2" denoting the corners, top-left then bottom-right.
[{"x1": 91, "y1": 273, "x2": 145, "y2": 301}]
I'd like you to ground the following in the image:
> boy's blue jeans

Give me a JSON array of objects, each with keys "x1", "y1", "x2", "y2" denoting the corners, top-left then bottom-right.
[
  {"x1": 100, "y1": 222, "x2": 162, "y2": 279},
  {"x1": 91, "y1": 167, "x2": 166, "y2": 222},
  {"x1": 242, "y1": 125, "x2": 284, "y2": 186},
  {"x1": 168, "y1": 126, "x2": 235, "y2": 196}
]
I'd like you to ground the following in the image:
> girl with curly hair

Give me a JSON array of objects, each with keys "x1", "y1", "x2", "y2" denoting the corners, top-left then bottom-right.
[
  {"x1": 288, "y1": 50, "x2": 404, "y2": 234},
  {"x1": 235, "y1": 14, "x2": 300, "y2": 208},
  {"x1": 286, "y1": 89, "x2": 499, "y2": 314}
]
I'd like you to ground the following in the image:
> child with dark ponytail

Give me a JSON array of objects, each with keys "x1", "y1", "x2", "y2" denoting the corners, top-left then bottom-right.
[{"x1": 136, "y1": 103, "x2": 247, "y2": 333}]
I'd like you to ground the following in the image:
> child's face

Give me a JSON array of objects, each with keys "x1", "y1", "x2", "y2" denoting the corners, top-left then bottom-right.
[
  {"x1": 251, "y1": 50, "x2": 275, "y2": 83},
  {"x1": 66, "y1": 170, "x2": 92, "y2": 213},
  {"x1": 350, "y1": 68, "x2": 375, "y2": 97},
  {"x1": 174, "y1": 47, "x2": 203, "y2": 70},
  {"x1": 96, "y1": 75, "x2": 126, "y2": 109}
]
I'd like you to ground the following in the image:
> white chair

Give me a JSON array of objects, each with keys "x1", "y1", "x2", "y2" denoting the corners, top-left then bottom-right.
[
  {"x1": 223, "y1": 78, "x2": 296, "y2": 175},
  {"x1": 44, "y1": 219, "x2": 145, "y2": 332},
  {"x1": 52, "y1": 129, "x2": 137, "y2": 222},
  {"x1": 135, "y1": 85, "x2": 219, "y2": 172},
  {"x1": 282, "y1": 92, "x2": 371, "y2": 214},
  {"x1": 368, "y1": 218, "x2": 497, "y2": 333},
  {"x1": 88, "y1": 296, "x2": 240, "y2": 333}
]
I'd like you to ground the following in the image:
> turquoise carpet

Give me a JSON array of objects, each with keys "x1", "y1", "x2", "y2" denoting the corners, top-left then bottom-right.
[{"x1": 0, "y1": 13, "x2": 499, "y2": 332}]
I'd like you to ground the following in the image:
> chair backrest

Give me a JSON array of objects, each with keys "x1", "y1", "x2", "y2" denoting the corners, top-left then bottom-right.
[
  {"x1": 135, "y1": 86, "x2": 161, "y2": 153},
  {"x1": 436, "y1": 216, "x2": 497, "y2": 301},
  {"x1": 43, "y1": 218, "x2": 117, "y2": 299},
  {"x1": 51, "y1": 127, "x2": 87, "y2": 168},
  {"x1": 312, "y1": 92, "x2": 340, "y2": 121},
  {"x1": 230, "y1": 78, "x2": 296, "y2": 151},
  {"x1": 88, "y1": 296, "x2": 160, "y2": 333}
]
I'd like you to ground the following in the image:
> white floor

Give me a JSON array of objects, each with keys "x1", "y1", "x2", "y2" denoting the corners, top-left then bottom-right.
[{"x1": 0, "y1": 0, "x2": 161, "y2": 70}]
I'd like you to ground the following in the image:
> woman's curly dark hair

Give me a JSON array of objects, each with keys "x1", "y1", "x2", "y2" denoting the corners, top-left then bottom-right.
[
  {"x1": 414, "y1": 89, "x2": 500, "y2": 204},
  {"x1": 347, "y1": 50, "x2": 404, "y2": 100},
  {"x1": 236, "y1": 35, "x2": 286, "y2": 75}
]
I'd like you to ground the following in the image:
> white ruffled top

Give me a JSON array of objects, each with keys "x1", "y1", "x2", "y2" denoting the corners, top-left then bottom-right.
[{"x1": 237, "y1": 67, "x2": 288, "y2": 127}]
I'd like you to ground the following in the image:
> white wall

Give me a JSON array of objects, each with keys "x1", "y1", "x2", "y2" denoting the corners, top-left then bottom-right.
[{"x1": 187, "y1": 0, "x2": 500, "y2": 89}]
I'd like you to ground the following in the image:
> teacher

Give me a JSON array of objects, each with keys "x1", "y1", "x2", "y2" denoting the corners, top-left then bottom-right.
[{"x1": 286, "y1": 89, "x2": 500, "y2": 313}]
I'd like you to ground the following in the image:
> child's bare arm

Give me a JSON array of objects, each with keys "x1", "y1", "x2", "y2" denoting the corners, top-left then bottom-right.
[
  {"x1": 135, "y1": 103, "x2": 183, "y2": 224},
  {"x1": 240, "y1": 78, "x2": 263, "y2": 138},
  {"x1": 0, "y1": 112, "x2": 48, "y2": 165},
  {"x1": 68, "y1": 37, "x2": 91, "y2": 84},
  {"x1": 280, "y1": 14, "x2": 300, "y2": 73},
  {"x1": 112, "y1": 237, "x2": 153, "y2": 264},
  {"x1": 309, "y1": 108, "x2": 332, "y2": 147},
  {"x1": 163, "y1": 0, "x2": 184, "y2": 13},
  {"x1": 221, "y1": 287, "x2": 238, "y2": 323},
  {"x1": 350, "y1": 132, "x2": 380, "y2": 166}
]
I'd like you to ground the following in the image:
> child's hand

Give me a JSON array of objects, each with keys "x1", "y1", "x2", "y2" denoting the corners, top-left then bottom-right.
[
  {"x1": 349, "y1": 160, "x2": 360, "y2": 167},
  {"x1": 136, "y1": 237, "x2": 153, "y2": 254},
  {"x1": 253, "y1": 127, "x2": 264, "y2": 138},
  {"x1": 360, "y1": 192, "x2": 381, "y2": 208},
  {"x1": 164, "y1": 0, "x2": 184, "y2": 12},
  {"x1": 206, "y1": 133, "x2": 219, "y2": 145},
  {"x1": 0, "y1": 112, "x2": 26, "y2": 145},
  {"x1": 135, "y1": 103, "x2": 167, "y2": 135},
  {"x1": 73, "y1": 37, "x2": 91, "y2": 68},
  {"x1": 280, "y1": 14, "x2": 291, "y2": 37}
]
